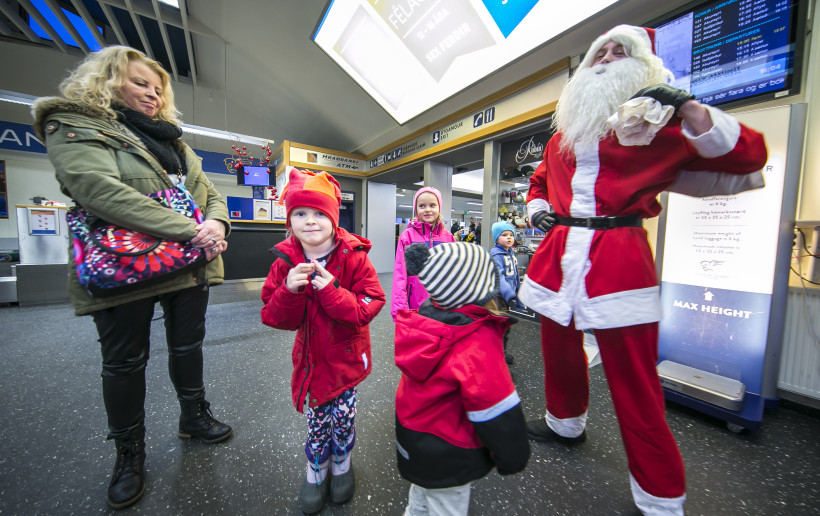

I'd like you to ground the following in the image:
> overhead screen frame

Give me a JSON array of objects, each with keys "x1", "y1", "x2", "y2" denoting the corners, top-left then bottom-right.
[
  {"x1": 236, "y1": 165, "x2": 275, "y2": 187},
  {"x1": 312, "y1": 0, "x2": 619, "y2": 125},
  {"x1": 645, "y1": 0, "x2": 808, "y2": 112}
]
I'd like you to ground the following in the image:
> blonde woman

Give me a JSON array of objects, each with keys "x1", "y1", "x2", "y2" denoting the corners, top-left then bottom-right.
[{"x1": 33, "y1": 46, "x2": 232, "y2": 509}]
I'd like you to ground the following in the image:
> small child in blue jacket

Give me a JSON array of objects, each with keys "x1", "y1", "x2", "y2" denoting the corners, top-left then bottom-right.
[{"x1": 490, "y1": 221, "x2": 521, "y2": 310}]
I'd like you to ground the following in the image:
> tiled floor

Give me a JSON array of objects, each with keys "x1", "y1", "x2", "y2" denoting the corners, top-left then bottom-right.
[{"x1": 1, "y1": 273, "x2": 818, "y2": 515}]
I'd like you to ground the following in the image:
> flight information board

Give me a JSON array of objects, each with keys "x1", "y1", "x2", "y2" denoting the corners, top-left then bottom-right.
[{"x1": 653, "y1": 0, "x2": 801, "y2": 107}]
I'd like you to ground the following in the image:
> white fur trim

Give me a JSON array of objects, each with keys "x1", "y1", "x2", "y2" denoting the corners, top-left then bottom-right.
[
  {"x1": 518, "y1": 275, "x2": 573, "y2": 326},
  {"x1": 570, "y1": 142, "x2": 600, "y2": 217},
  {"x1": 681, "y1": 104, "x2": 741, "y2": 158},
  {"x1": 527, "y1": 198, "x2": 549, "y2": 220},
  {"x1": 580, "y1": 25, "x2": 653, "y2": 70},
  {"x1": 575, "y1": 286, "x2": 662, "y2": 330},
  {"x1": 630, "y1": 474, "x2": 686, "y2": 515},
  {"x1": 545, "y1": 410, "x2": 587, "y2": 438}
]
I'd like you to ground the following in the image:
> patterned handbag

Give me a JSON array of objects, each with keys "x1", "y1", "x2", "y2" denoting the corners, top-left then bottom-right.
[{"x1": 65, "y1": 184, "x2": 207, "y2": 297}]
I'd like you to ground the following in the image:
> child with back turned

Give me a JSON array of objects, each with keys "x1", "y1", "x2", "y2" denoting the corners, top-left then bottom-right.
[
  {"x1": 394, "y1": 242, "x2": 530, "y2": 516},
  {"x1": 391, "y1": 186, "x2": 456, "y2": 320},
  {"x1": 260, "y1": 169, "x2": 385, "y2": 514}
]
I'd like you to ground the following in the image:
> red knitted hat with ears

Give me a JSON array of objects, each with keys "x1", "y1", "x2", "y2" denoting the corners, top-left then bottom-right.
[
  {"x1": 279, "y1": 168, "x2": 341, "y2": 229},
  {"x1": 579, "y1": 24, "x2": 657, "y2": 70}
]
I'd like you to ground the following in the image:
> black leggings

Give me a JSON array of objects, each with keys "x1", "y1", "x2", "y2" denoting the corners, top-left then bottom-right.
[{"x1": 92, "y1": 285, "x2": 210, "y2": 439}]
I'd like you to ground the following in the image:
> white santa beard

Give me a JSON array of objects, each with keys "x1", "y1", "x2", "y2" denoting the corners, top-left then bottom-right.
[{"x1": 553, "y1": 58, "x2": 657, "y2": 151}]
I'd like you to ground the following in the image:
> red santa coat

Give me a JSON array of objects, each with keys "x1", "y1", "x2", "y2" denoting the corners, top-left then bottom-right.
[
  {"x1": 260, "y1": 227, "x2": 386, "y2": 411},
  {"x1": 519, "y1": 105, "x2": 767, "y2": 329}
]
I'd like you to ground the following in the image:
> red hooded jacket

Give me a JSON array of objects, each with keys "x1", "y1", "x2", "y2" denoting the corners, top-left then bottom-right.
[{"x1": 261, "y1": 227, "x2": 385, "y2": 412}]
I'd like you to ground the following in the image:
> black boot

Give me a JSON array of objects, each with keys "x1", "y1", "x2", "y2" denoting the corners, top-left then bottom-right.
[
  {"x1": 178, "y1": 399, "x2": 233, "y2": 443},
  {"x1": 108, "y1": 430, "x2": 146, "y2": 509}
]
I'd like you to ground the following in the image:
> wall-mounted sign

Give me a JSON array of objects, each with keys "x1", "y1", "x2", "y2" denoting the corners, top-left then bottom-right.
[{"x1": 28, "y1": 207, "x2": 59, "y2": 235}]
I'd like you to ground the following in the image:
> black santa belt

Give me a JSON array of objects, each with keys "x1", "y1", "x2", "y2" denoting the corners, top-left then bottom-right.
[{"x1": 554, "y1": 215, "x2": 643, "y2": 230}]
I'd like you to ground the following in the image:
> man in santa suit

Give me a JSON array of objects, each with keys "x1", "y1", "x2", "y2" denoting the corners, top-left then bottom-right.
[{"x1": 518, "y1": 24, "x2": 767, "y2": 515}]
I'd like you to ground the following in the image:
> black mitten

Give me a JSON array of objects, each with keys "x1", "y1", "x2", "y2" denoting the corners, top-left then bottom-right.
[
  {"x1": 631, "y1": 84, "x2": 695, "y2": 115},
  {"x1": 530, "y1": 211, "x2": 556, "y2": 233}
]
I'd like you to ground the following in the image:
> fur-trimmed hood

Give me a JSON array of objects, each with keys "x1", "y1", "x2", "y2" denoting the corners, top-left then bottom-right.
[{"x1": 31, "y1": 96, "x2": 111, "y2": 140}]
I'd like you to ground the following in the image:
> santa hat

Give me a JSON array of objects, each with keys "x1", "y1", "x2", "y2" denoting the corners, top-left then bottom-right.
[
  {"x1": 280, "y1": 168, "x2": 342, "y2": 229},
  {"x1": 492, "y1": 221, "x2": 516, "y2": 245},
  {"x1": 578, "y1": 24, "x2": 659, "y2": 70},
  {"x1": 405, "y1": 242, "x2": 497, "y2": 310},
  {"x1": 413, "y1": 186, "x2": 443, "y2": 219}
]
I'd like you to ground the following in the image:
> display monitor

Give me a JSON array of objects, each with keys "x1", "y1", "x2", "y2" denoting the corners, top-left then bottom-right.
[
  {"x1": 649, "y1": 0, "x2": 807, "y2": 109},
  {"x1": 237, "y1": 166, "x2": 274, "y2": 187}
]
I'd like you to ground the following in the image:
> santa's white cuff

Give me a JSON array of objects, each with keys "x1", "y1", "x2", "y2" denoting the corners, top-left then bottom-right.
[{"x1": 682, "y1": 104, "x2": 741, "y2": 158}]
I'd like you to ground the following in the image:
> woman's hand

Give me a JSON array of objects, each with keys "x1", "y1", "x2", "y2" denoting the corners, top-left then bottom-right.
[
  {"x1": 286, "y1": 262, "x2": 316, "y2": 293},
  {"x1": 204, "y1": 239, "x2": 228, "y2": 261},
  {"x1": 192, "y1": 219, "x2": 226, "y2": 249}
]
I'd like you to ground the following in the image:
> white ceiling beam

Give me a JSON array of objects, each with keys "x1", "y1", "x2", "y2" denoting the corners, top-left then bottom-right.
[
  {"x1": 150, "y1": 0, "x2": 178, "y2": 80},
  {"x1": 68, "y1": 0, "x2": 106, "y2": 49},
  {"x1": 178, "y1": 0, "x2": 196, "y2": 86},
  {"x1": 17, "y1": 0, "x2": 69, "y2": 53},
  {"x1": 124, "y1": 0, "x2": 154, "y2": 58},
  {"x1": 98, "y1": 1, "x2": 127, "y2": 46},
  {"x1": 42, "y1": 0, "x2": 90, "y2": 54},
  {"x1": 0, "y1": 0, "x2": 47, "y2": 43}
]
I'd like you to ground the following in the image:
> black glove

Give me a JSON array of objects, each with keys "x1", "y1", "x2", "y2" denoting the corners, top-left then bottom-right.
[
  {"x1": 631, "y1": 84, "x2": 695, "y2": 115},
  {"x1": 530, "y1": 211, "x2": 556, "y2": 233}
]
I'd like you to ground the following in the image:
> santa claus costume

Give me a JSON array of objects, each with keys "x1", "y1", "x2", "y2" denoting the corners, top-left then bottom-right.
[{"x1": 518, "y1": 24, "x2": 767, "y2": 515}]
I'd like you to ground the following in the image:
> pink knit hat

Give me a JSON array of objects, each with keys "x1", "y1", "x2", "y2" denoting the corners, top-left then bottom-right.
[{"x1": 413, "y1": 186, "x2": 443, "y2": 219}]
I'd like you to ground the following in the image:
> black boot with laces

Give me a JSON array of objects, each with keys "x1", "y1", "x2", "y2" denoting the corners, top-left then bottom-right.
[
  {"x1": 178, "y1": 399, "x2": 233, "y2": 443},
  {"x1": 108, "y1": 432, "x2": 146, "y2": 509}
]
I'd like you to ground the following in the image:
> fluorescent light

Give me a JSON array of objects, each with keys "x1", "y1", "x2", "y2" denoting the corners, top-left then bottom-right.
[
  {"x1": 158, "y1": 0, "x2": 179, "y2": 7},
  {"x1": 179, "y1": 123, "x2": 274, "y2": 147},
  {"x1": 0, "y1": 89, "x2": 273, "y2": 148},
  {"x1": 398, "y1": 204, "x2": 412, "y2": 208},
  {"x1": 466, "y1": 201, "x2": 483, "y2": 206},
  {"x1": 0, "y1": 90, "x2": 37, "y2": 105},
  {"x1": 467, "y1": 210, "x2": 483, "y2": 214}
]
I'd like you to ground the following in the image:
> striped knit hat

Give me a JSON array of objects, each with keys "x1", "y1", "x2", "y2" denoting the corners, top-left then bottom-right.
[{"x1": 405, "y1": 242, "x2": 498, "y2": 310}]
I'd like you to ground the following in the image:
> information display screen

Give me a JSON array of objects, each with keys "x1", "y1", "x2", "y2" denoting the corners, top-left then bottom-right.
[
  {"x1": 237, "y1": 166, "x2": 274, "y2": 187},
  {"x1": 652, "y1": 0, "x2": 806, "y2": 108},
  {"x1": 313, "y1": 0, "x2": 618, "y2": 124}
]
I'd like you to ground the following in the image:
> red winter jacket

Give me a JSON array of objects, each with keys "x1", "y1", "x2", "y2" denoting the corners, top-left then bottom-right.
[
  {"x1": 395, "y1": 302, "x2": 529, "y2": 488},
  {"x1": 261, "y1": 228, "x2": 385, "y2": 412}
]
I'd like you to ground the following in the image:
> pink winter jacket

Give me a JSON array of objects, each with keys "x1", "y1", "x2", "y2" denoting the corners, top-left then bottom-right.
[{"x1": 391, "y1": 219, "x2": 455, "y2": 320}]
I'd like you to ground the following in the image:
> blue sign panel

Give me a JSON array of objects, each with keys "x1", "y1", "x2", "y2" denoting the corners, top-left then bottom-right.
[{"x1": 659, "y1": 281, "x2": 771, "y2": 394}]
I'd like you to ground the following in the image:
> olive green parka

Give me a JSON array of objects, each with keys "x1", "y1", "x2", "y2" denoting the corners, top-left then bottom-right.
[{"x1": 32, "y1": 97, "x2": 230, "y2": 315}]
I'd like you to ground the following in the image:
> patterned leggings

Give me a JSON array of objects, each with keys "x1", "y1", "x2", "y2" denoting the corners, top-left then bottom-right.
[{"x1": 305, "y1": 387, "x2": 357, "y2": 464}]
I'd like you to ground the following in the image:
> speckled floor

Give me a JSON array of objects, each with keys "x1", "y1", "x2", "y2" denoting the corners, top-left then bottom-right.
[{"x1": 1, "y1": 273, "x2": 818, "y2": 515}]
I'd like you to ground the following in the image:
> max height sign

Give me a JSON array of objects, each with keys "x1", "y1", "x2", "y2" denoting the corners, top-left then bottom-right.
[{"x1": 658, "y1": 106, "x2": 791, "y2": 397}]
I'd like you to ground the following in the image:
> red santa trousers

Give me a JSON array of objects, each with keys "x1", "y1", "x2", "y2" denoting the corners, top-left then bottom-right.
[{"x1": 540, "y1": 315, "x2": 686, "y2": 498}]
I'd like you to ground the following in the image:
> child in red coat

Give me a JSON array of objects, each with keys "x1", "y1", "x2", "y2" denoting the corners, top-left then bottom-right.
[
  {"x1": 395, "y1": 242, "x2": 530, "y2": 515},
  {"x1": 260, "y1": 169, "x2": 385, "y2": 514}
]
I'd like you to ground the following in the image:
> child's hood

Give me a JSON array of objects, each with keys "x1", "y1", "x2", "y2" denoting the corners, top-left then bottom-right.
[{"x1": 394, "y1": 305, "x2": 509, "y2": 382}]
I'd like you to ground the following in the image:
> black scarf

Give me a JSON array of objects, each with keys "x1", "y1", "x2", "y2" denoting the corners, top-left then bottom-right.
[{"x1": 115, "y1": 105, "x2": 185, "y2": 177}]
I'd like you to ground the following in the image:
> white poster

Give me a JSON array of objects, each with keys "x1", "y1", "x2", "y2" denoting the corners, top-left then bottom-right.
[
  {"x1": 253, "y1": 199, "x2": 272, "y2": 221},
  {"x1": 661, "y1": 106, "x2": 790, "y2": 294}
]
